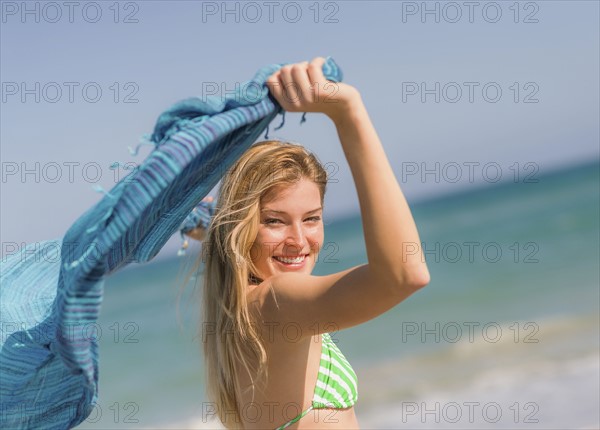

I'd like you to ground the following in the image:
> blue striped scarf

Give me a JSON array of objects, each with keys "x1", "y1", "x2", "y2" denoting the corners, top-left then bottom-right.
[{"x1": 0, "y1": 57, "x2": 343, "y2": 428}]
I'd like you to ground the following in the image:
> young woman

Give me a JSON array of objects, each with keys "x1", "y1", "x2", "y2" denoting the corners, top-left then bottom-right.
[{"x1": 185, "y1": 57, "x2": 430, "y2": 429}]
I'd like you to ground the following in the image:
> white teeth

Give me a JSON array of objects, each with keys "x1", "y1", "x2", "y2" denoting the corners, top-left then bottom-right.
[{"x1": 274, "y1": 255, "x2": 306, "y2": 264}]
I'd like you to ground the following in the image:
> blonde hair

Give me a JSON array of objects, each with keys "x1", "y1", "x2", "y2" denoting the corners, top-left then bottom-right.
[{"x1": 189, "y1": 140, "x2": 328, "y2": 428}]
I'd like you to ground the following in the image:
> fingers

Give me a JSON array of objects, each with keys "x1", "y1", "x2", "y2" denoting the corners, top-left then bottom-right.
[
  {"x1": 293, "y1": 61, "x2": 315, "y2": 103},
  {"x1": 266, "y1": 70, "x2": 285, "y2": 103},
  {"x1": 277, "y1": 65, "x2": 295, "y2": 104},
  {"x1": 307, "y1": 56, "x2": 327, "y2": 86},
  {"x1": 185, "y1": 227, "x2": 206, "y2": 241},
  {"x1": 266, "y1": 56, "x2": 328, "y2": 111},
  {"x1": 280, "y1": 61, "x2": 312, "y2": 105}
]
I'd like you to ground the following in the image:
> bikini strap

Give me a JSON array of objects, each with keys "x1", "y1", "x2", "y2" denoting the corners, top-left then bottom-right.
[{"x1": 274, "y1": 404, "x2": 314, "y2": 430}]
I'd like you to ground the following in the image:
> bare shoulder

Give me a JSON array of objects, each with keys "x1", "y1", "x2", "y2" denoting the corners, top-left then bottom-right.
[{"x1": 248, "y1": 264, "x2": 427, "y2": 340}]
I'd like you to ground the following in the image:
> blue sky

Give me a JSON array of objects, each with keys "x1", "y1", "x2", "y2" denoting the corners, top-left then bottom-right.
[{"x1": 1, "y1": 0, "x2": 598, "y2": 260}]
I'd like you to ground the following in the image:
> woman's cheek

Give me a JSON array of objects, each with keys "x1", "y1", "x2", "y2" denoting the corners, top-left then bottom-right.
[
  {"x1": 260, "y1": 229, "x2": 285, "y2": 243},
  {"x1": 311, "y1": 229, "x2": 325, "y2": 250},
  {"x1": 254, "y1": 230, "x2": 283, "y2": 257}
]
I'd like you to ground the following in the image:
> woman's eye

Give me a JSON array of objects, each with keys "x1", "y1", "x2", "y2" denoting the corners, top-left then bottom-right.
[
  {"x1": 264, "y1": 218, "x2": 281, "y2": 224},
  {"x1": 264, "y1": 217, "x2": 321, "y2": 225}
]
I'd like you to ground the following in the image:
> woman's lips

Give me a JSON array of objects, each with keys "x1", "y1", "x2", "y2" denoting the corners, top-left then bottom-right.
[{"x1": 272, "y1": 254, "x2": 308, "y2": 268}]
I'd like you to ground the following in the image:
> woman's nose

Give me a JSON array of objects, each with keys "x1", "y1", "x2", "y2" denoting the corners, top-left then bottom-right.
[{"x1": 284, "y1": 223, "x2": 308, "y2": 252}]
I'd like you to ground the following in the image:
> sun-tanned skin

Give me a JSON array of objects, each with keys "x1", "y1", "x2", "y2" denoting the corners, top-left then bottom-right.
[{"x1": 187, "y1": 57, "x2": 430, "y2": 428}]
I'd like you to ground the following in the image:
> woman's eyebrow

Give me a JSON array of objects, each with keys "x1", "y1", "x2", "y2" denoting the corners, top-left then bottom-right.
[{"x1": 261, "y1": 207, "x2": 322, "y2": 215}]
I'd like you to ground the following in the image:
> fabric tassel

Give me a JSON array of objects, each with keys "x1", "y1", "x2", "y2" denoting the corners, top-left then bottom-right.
[
  {"x1": 273, "y1": 111, "x2": 286, "y2": 130},
  {"x1": 128, "y1": 133, "x2": 156, "y2": 156},
  {"x1": 91, "y1": 184, "x2": 117, "y2": 199}
]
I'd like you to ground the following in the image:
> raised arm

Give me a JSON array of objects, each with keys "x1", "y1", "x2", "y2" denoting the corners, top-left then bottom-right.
[
  {"x1": 253, "y1": 57, "x2": 430, "y2": 337},
  {"x1": 328, "y1": 91, "x2": 430, "y2": 288}
]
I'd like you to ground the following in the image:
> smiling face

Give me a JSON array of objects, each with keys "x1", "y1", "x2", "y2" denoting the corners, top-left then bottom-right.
[{"x1": 250, "y1": 177, "x2": 324, "y2": 282}]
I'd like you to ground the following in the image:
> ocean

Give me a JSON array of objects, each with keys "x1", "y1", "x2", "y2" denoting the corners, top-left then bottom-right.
[{"x1": 75, "y1": 160, "x2": 599, "y2": 429}]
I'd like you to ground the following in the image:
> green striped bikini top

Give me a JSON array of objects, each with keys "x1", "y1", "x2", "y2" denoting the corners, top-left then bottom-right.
[{"x1": 275, "y1": 332, "x2": 358, "y2": 429}]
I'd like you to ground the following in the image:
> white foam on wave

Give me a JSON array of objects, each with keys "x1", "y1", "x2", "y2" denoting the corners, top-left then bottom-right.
[
  {"x1": 138, "y1": 416, "x2": 225, "y2": 429},
  {"x1": 357, "y1": 353, "x2": 599, "y2": 429}
]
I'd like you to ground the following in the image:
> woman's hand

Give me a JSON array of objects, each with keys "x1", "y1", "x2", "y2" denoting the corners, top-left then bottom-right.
[
  {"x1": 184, "y1": 196, "x2": 213, "y2": 242},
  {"x1": 266, "y1": 57, "x2": 362, "y2": 123}
]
